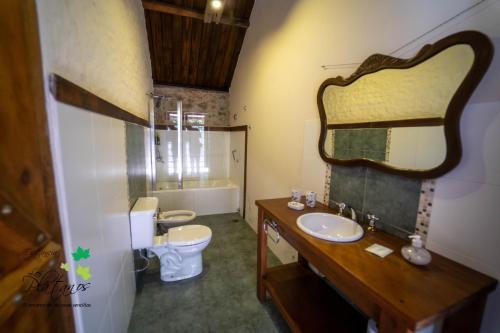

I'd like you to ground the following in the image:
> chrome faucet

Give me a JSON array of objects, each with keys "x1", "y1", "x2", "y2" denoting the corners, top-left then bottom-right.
[
  {"x1": 336, "y1": 202, "x2": 357, "y2": 221},
  {"x1": 350, "y1": 207, "x2": 357, "y2": 221}
]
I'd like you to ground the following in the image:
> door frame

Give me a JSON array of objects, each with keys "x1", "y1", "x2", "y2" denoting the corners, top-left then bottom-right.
[{"x1": 0, "y1": 0, "x2": 75, "y2": 331}]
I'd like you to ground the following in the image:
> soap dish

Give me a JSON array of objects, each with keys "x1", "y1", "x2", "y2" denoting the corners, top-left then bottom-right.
[
  {"x1": 288, "y1": 201, "x2": 305, "y2": 211},
  {"x1": 365, "y1": 243, "x2": 393, "y2": 258}
]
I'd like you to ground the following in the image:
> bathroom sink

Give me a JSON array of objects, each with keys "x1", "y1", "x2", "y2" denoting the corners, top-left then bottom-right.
[{"x1": 296, "y1": 213, "x2": 364, "y2": 242}]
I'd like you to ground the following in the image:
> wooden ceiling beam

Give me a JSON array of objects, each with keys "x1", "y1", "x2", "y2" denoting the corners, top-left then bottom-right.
[{"x1": 142, "y1": 0, "x2": 249, "y2": 28}]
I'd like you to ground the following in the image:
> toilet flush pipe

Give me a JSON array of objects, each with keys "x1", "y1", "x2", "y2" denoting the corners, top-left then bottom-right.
[{"x1": 134, "y1": 250, "x2": 150, "y2": 273}]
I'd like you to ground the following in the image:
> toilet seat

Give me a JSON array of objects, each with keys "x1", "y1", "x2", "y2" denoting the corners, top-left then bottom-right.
[
  {"x1": 168, "y1": 225, "x2": 212, "y2": 247},
  {"x1": 157, "y1": 210, "x2": 197, "y2": 224},
  {"x1": 153, "y1": 225, "x2": 212, "y2": 247}
]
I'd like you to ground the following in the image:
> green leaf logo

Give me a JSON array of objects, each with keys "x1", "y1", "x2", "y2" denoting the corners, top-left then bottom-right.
[
  {"x1": 72, "y1": 246, "x2": 90, "y2": 261},
  {"x1": 76, "y1": 265, "x2": 92, "y2": 281},
  {"x1": 63, "y1": 246, "x2": 93, "y2": 282},
  {"x1": 60, "y1": 262, "x2": 70, "y2": 272}
]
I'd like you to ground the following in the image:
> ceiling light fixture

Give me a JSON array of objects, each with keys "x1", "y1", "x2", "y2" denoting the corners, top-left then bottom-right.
[
  {"x1": 205, "y1": 0, "x2": 225, "y2": 24},
  {"x1": 211, "y1": 0, "x2": 223, "y2": 10}
]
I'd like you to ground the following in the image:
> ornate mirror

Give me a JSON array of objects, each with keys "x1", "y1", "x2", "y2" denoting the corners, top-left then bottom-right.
[{"x1": 318, "y1": 31, "x2": 493, "y2": 178}]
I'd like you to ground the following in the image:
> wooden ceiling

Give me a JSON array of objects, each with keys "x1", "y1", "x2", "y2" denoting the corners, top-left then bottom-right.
[{"x1": 144, "y1": 0, "x2": 255, "y2": 91}]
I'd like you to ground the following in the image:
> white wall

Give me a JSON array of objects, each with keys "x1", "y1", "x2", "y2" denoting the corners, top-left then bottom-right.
[
  {"x1": 229, "y1": 131, "x2": 246, "y2": 215},
  {"x1": 388, "y1": 127, "x2": 446, "y2": 170},
  {"x1": 36, "y1": 1, "x2": 153, "y2": 332},
  {"x1": 229, "y1": 0, "x2": 482, "y2": 262},
  {"x1": 390, "y1": 2, "x2": 500, "y2": 332},
  {"x1": 230, "y1": 0, "x2": 500, "y2": 331},
  {"x1": 423, "y1": 3, "x2": 500, "y2": 330},
  {"x1": 55, "y1": 106, "x2": 136, "y2": 333},
  {"x1": 36, "y1": 0, "x2": 152, "y2": 119}
]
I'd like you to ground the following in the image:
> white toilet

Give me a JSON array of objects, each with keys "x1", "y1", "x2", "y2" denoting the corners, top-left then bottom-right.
[{"x1": 130, "y1": 197, "x2": 212, "y2": 282}]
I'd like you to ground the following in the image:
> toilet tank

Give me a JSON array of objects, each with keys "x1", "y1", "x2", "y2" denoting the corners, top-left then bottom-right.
[{"x1": 130, "y1": 197, "x2": 158, "y2": 249}]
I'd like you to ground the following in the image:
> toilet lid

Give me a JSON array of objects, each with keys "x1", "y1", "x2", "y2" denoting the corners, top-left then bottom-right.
[{"x1": 168, "y1": 225, "x2": 212, "y2": 246}]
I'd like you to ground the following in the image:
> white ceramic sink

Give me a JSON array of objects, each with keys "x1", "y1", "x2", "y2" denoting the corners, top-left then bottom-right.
[{"x1": 296, "y1": 213, "x2": 364, "y2": 242}]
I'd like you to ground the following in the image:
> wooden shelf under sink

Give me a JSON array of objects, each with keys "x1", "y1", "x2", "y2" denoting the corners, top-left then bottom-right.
[
  {"x1": 263, "y1": 262, "x2": 367, "y2": 333},
  {"x1": 256, "y1": 197, "x2": 497, "y2": 333}
]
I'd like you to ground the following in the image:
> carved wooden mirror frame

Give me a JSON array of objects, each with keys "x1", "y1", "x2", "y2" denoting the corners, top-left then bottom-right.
[{"x1": 317, "y1": 31, "x2": 493, "y2": 178}]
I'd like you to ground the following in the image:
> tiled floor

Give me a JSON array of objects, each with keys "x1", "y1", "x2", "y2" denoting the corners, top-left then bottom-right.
[{"x1": 128, "y1": 213, "x2": 291, "y2": 333}]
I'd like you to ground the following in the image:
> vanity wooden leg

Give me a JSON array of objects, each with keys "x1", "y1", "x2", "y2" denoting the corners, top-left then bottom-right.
[
  {"x1": 257, "y1": 208, "x2": 267, "y2": 303},
  {"x1": 379, "y1": 311, "x2": 414, "y2": 333},
  {"x1": 441, "y1": 294, "x2": 487, "y2": 333}
]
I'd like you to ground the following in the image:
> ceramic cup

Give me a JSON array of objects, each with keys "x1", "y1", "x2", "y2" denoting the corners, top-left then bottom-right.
[
  {"x1": 291, "y1": 189, "x2": 301, "y2": 202},
  {"x1": 305, "y1": 191, "x2": 316, "y2": 208}
]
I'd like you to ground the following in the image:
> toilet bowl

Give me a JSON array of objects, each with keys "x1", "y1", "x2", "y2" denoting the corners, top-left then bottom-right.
[
  {"x1": 157, "y1": 210, "x2": 197, "y2": 225},
  {"x1": 150, "y1": 225, "x2": 211, "y2": 281},
  {"x1": 130, "y1": 197, "x2": 212, "y2": 282}
]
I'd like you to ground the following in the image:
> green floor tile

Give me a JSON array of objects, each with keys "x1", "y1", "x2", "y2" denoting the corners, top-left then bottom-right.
[{"x1": 128, "y1": 213, "x2": 291, "y2": 333}]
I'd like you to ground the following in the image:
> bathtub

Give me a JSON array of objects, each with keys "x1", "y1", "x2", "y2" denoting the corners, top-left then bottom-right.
[{"x1": 152, "y1": 179, "x2": 239, "y2": 216}]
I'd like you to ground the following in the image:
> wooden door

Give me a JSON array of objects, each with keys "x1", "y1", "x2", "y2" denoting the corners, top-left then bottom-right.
[{"x1": 0, "y1": 0, "x2": 74, "y2": 332}]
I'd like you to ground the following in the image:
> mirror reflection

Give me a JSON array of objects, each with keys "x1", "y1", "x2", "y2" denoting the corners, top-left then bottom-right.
[
  {"x1": 325, "y1": 126, "x2": 446, "y2": 170},
  {"x1": 321, "y1": 44, "x2": 474, "y2": 171}
]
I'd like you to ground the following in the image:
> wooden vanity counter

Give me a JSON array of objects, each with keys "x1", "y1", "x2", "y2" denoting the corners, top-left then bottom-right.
[{"x1": 256, "y1": 198, "x2": 497, "y2": 333}]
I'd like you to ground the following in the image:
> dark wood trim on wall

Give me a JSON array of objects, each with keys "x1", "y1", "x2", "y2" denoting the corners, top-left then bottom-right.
[
  {"x1": 49, "y1": 74, "x2": 150, "y2": 127},
  {"x1": 243, "y1": 126, "x2": 248, "y2": 219},
  {"x1": 229, "y1": 125, "x2": 249, "y2": 132},
  {"x1": 327, "y1": 117, "x2": 444, "y2": 130},
  {"x1": 317, "y1": 31, "x2": 494, "y2": 179}
]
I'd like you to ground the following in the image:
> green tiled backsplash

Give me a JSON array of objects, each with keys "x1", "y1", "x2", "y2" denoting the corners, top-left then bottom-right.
[
  {"x1": 330, "y1": 165, "x2": 421, "y2": 239},
  {"x1": 329, "y1": 128, "x2": 421, "y2": 239}
]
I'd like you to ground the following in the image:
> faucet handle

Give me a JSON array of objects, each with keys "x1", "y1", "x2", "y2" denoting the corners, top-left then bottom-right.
[
  {"x1": 337, "y1": 202, "x2": 346, "y2": 215},
  {"x1": 366, "y1": 214, "x2": 379, "y2": 232}
]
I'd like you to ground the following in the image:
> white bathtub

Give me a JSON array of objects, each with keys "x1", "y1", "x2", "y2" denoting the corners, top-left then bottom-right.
[{"x1": 152, "y1": 179, "x2": 239, "y2": 216}]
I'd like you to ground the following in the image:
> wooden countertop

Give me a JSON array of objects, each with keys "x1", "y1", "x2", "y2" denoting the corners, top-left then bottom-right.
[{"x1": 256, "y1": 197, "x2": 497, "y2": 330}]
